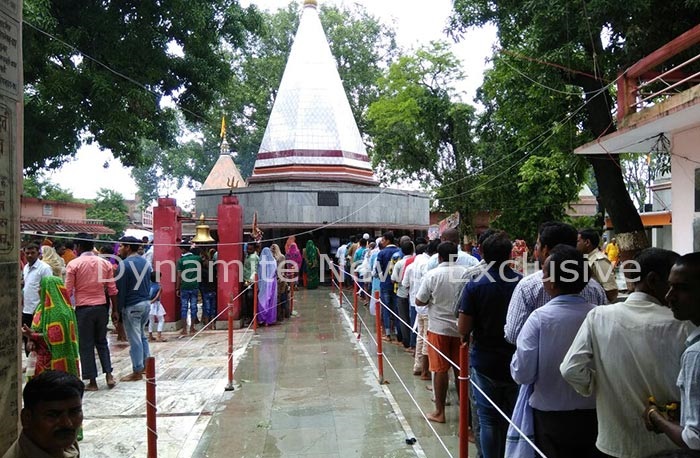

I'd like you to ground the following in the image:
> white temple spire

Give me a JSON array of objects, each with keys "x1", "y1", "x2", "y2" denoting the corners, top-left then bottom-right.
[{"x1": 249, "y1": 0, "x2": 376, "y2": 185}]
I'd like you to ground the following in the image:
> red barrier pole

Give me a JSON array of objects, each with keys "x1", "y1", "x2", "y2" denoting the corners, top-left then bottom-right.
[
  {"x1": 353, "y1": 280, "x2": 358, "y2": 334},
  {"x1": 459, "y1": 343, "x2": 470, "y2": 458},
  {"x1": 253, "y1": 274, "x2": 258, "y2": 332},
  {"x1": 146, "y1": 356, "x2": 157, "y2": 458},
  {"x1": 339, "y1": 269, "x2": 343, "y2": 297},
  {"x1": 225, "y1": 301, "x2": 235, "y2": 391},
  {"x1": 374, "y1": 290, "x2": 384, "y2": 384}
]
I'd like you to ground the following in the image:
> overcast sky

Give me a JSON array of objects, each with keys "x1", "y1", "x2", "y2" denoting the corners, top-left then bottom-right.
[{"x1": 47, "y1": 0, "x2": 497, "y2": 204}]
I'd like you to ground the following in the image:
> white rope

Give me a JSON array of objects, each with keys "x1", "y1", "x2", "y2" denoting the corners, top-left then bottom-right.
[
  {"x1": 334, "y1": 263, "x2": 548, "y2": 457},
  {"x1": 158, "y1": 284, "x2": 252, "y2": 362},
  {"x1": 333, "y1": 263, "x2": 461, "y2": 370},
  {"x1": 347, "y1": 292, "x2": 453, "y2": 458}
]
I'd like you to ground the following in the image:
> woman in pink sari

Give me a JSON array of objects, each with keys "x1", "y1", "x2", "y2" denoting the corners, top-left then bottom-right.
[{"x1": 285, "y1": 237, "x2": 303, "y2": 287}]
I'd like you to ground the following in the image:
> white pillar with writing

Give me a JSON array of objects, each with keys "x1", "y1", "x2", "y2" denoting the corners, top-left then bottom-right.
[{"x1": 0, "y1": 0, "x2": 21, "y2": 452}]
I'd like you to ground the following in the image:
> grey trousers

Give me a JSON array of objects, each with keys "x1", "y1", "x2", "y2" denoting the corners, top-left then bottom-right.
[{"x1": 75, "y1": 304, "x2": 113, "y2": 379}]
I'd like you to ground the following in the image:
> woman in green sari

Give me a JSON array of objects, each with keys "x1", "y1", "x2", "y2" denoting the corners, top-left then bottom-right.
[
  {"x1": 22, "y1": 276, "x2": 80, "y2": 378},
  {"x1": 303, "y1": 240, "x2": 320, "y2": 289},
  {"x1": 23, "y1": 275, "x2": 83, "y2": 441}
]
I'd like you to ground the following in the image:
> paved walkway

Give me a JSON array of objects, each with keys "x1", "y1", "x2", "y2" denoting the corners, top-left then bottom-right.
[
  {"x1": 196, "y1": 287, "x2": 420, "y2": 457},
  {"x1": 78, "y1": 323, "x2": 254, "y2": 457},
  {"x1": 73, "y1": 286, "x2": 470, "y2": 457}
]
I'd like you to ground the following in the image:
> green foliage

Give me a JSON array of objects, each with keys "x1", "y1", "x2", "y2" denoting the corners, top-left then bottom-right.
[
  {"x1": 23, "y1": 175, "x2": 75, "y2": 202},
  {"x1": 366, "y1": 41, "x2": 588, "y2": 239},
  {"x1": 367, "y1": 42, "x2": 475, "y2": 183},
  {"x1": 131, "y1": 136, "x2": 219, "y2": 208},
  {"x1": 131, "y1": 2, "x2": 397, "y2": 202},
  {"x1": 494, "y1": 152, "x2": 587, "y2": 240},
  {"x1": 367, "y1": 43, "x2": 476, "y2": 213},
  {"x1": 86, "y1": 189, "x2": 130, "y2": 237},
  {"x1": 449, "y1": 0, "x2": 700, "y2": 237},
  {"x1": 467, "y1": 48, "x2": 592, "y2": 241},
  {"x1": 23, "y1": 0, "x2": 262, "y2": 171},
  {"x1": 621, "y1": 136, "x2": 672, "y2": 212}
]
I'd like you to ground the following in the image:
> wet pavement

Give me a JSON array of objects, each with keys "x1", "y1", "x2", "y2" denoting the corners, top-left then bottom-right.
[{"x1": 71, "y1": 286, "x2": 471, "y2": 457}]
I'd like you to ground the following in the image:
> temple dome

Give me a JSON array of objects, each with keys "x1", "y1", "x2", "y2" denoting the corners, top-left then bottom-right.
[{"x1": 249, "y1": 0, "x2": 376, "y2": 185}]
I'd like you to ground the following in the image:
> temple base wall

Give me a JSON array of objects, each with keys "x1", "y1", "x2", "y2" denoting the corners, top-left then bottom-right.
[{"x1": 196, "y1": 182, "x2": 429, "y2": 232}]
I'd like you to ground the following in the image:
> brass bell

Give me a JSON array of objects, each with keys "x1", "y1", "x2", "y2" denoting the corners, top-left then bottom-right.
[{"x1": 191, "y1": 213, "x2": 215, "y2": 244}]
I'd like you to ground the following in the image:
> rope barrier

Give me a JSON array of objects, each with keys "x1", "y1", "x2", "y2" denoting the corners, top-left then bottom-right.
[
  {"x1": 158, "y1": 284, "x2": 253, "y2": 362},
  {"x1": 340, "y1": 283, "x2": 455, "y2": 458},
  {"x1": 332, "y1": 262, "x2": 548, "y2": 458}
]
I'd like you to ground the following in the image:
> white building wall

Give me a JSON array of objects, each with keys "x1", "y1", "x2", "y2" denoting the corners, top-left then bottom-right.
[{"x1": 671, "y1": 126, "x2": 700, "y2": 254}]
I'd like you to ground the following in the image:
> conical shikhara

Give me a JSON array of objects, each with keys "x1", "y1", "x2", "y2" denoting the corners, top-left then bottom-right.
[{"x1": 249, "y1": 0, "x2": 376, "y2": 185}]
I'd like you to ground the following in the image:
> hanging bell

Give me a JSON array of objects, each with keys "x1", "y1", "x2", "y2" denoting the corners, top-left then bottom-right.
[{"x1": 191, "y1": 213, "x2": 215, "y2": 244}]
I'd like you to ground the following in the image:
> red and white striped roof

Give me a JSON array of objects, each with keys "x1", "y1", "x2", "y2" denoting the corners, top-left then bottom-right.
[{"x1": 249, "y1": 0, "x2": 376, "y2": 185}]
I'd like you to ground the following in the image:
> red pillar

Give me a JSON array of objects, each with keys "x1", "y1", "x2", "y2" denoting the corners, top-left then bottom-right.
[
  {"x1": 153, "y1": 198, "x2": 181, "y2": 322},
  {"x1": 217, "y1": 195, "x2": 243, "y2": 323}
]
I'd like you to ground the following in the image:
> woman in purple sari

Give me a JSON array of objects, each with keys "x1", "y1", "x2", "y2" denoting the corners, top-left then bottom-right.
[{"x1": 257, "y1": 247, "x2": 278, "y2": 325}]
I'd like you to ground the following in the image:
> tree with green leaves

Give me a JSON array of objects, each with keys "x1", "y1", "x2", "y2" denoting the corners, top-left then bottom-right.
[
  {"x1": 367, "y1": 42, "x2": 479, "y2": 228},
  {"x1": 130, "y1": 1, "x2": 397, "y2": 203},
  {"x1": 22, "y1": 175, "x2": 75, "y2": 202},
  {"x1": 449, "y1": 0, "x2": 700, "y2": 253},
  {"x1": 366, "y1": 42, "x2": 587, "y2": 239},
  {"x1": 86, "y1": 189, "x2": 130, "y2": 237},
  {"x1": 23, "y1": 0, "x2": 262, "y2": 171}
]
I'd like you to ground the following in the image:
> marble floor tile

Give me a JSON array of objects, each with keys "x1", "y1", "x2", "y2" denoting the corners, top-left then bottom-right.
[{"x1": 75, "y1": 287, "x2": 477, "y2": 457}]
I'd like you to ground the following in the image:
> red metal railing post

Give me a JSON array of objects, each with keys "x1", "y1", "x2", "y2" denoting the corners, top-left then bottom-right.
[
  {"x1": 459, "y1": 343, "x2": 470, "y2": 458},
  {"x1": 225, "y1": 301, "x2": 235, "y2": 391},
  {"x1": 146, "y1": 356, "x2": 157, "y2": 458},
  {"x1": 374, "y1": 290, "x2": 384, "y2": 383},
  {"x1": 253, "y1": 274, "x2": 258, "y2": 332},
  {"x1": 353, "y1": 280, "x2": 358, "y2": 334}
]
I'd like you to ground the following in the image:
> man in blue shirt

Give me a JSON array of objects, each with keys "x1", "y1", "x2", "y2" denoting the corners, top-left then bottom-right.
[
  {"x1": 374, "y1": 231, "x2": 401, "y2": 342},
  {"x1": 645, "y1": 252, "x2": 700, "y2": 451},
  {"x1": 511, "y1": 244, "x2": 600, "y2": 458},
  {"x1": 458, "y1": 231, "x2": 521, "y2": 458},
  {"x1": 116, "y1": 236, "x2": 152, "y2": 382}
]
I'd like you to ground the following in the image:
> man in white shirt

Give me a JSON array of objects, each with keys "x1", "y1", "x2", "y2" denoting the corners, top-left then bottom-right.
[
  {"x1": 561, "y1": 248, "x2": 695, "y2": 457},
  {"x1": 21, "y1": 243, "x2": 53, "y2": 355},
  {"x1": 403, "y1": 242, "x2": 432, "y2": 379},
  {"x1": 335, "y1": 241, "x2": 348, "y2": 286},
  {"x1": 142, "y1": 237, "x2": 154, "y2": 269},
  {"x1": 425, "y1": 228, "x2": 479, "y2": 271},
  {"x1": 416, "y1": 241, "x2": 467, "y2": 423}
]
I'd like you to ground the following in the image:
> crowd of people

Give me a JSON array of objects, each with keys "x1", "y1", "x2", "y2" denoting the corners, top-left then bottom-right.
[
  {"x1": 20, "y1": 234, "x2": 161, "y2": 391},
  {"x1": 335, "y1": 224, "x2": 699, "y2": 458},
  {"x1": 15, "y1": 223, "x2": 700, "y2": 458}
]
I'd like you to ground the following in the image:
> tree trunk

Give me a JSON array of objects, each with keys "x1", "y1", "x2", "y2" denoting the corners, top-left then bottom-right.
[{"x1": 579, "y1": 77, "x2": 650, "y2": 258}]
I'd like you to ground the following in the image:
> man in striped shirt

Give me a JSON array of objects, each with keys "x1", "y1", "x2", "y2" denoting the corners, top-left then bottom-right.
[{"x1": 504, "y1": 222, "x2": 607, "y2": 345}]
